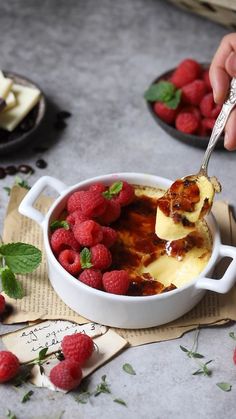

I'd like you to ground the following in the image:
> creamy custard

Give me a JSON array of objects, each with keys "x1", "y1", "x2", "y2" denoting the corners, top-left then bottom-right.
[
  {"x1": 155, "y1": 176, "x2": 214, "y2": 241},
  {"x1": 110, "y1": 184, "x2": 212, "y2": 296}
]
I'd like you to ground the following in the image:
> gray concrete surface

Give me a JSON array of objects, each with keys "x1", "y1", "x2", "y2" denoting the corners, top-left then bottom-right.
[{"x1": 0, "y1": 1, "x2": 235, "y2": 418}]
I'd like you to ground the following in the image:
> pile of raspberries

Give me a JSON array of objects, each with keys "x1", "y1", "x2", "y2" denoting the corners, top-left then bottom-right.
[
  {"x1": 151, "y1": 59, "x2": 221, "y2": 136},
  {"x1": 50, "y1": 180, "x2": 134, "y2": 295}
]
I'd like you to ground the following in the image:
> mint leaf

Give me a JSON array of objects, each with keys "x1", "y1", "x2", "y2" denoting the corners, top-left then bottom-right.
[
  {"x1": 113, "y1": 398, "x2": 127, "y2": 406},
  {"x1": 216, "y1": 382, "x2": 232, "y2": 392},
  {"x1": 1, "y1": 267, "x2": 24, "y2": 299},
  {"x1": 0, "y1": 243, "x2": 42, "y2": 274},
  {"x1": 144, "y1": 81, "x2": 175, "y2": 102},
  {"x1": 38, "y1": 348, "x2": 48, "y2": 361},
  {"x1": 122, "y1": 363, "x2": 136, "y2": 375},
  {"x1": 166, "y1": 89, "x2": 182, "y2": 109},
  {"x1": 50, "y1": 220, "x2": 69, "y2": 231},
  {"x1": 229, "y1": 332, "x2": 236, "y2": 340},
  {"x1": 21, "y1": 390, "x2": 34, "y2": 403},
  {"x1": 180, "y1": 345, "x2": 189, "y2": 353},
  {"x1": 103, "y1": 181, "x2": 123, "y2": 199},
  {"x1": 80, "y1": 248, "x2": 93, "y2": 269},
  {"x1": 94, "y1": 375, "x2": 111, "y2": 396}
]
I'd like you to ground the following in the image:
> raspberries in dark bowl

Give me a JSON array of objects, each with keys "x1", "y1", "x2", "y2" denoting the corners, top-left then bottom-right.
[{"x1": 145, "y1": 59, "x2": 224, "y2": 149}]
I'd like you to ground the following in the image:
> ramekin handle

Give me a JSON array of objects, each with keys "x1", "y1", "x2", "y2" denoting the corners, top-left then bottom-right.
[
  {"x1": 18, "y1": 176, "x2": 68, "y2": 227},
  {"x1": 195, "y1": 244, "x2": 236, "y2": 293}
]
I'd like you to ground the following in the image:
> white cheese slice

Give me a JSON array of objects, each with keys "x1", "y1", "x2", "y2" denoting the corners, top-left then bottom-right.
[
  {"x1": 0, "y1": 83, "x2": 41, "y2": 131},
  {"x1": 3, "y1": 91, "x2": 16, "y2": 111},
  {"x1": 0, "y1": 71, "x2": 13, "y2": 99}
]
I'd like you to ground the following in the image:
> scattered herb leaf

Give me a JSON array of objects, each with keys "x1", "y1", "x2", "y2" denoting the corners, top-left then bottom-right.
[
  {"x1": 94, "y1": 375, "x2": 111, "y2": 396},
  {"x1": 3, "y1": 187, "x2": 11, "y2": 196},
  {"x1": 113, "y1": 398, "x2": 127, "y2": 406},
  {"x1": 229, "y1": 332, "x2": 236, "y2": 340},
  {"x1": 80, "y1": 248, "x2": 93, "y2": 269},
  {"x1": 192, "y1": 360, "x2": 213, "y2": 376},
  {"x1": 122, "y1": 363, "x2": 136, "y2": 375},
  {"x1": 14, "y1": 176, "x2": 31, "y2": 190},
  {"x1": 21, "y1": 390, "x2": 34, "y2": 403},
  {"x1": 179, "y1": 345, "x2": 204, "y2": 359},
  {"x1": 13, "y1": 365, "x2": 32, "y2": 387},
  {"x1": 6, "y1": 410, "x2": 17, "y2": 419},
  {"x1": 216, "y1": 382, "x2": 232, "y2": 392},
  {"x1": 74, "y1": 390, "x2": 92, "y2": 404},
  {"x1": 50, "y1": 220, "x2": 70, "y2": 231}
]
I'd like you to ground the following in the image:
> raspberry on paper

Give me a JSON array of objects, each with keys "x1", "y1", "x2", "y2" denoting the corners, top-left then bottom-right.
[
  {"x1": 0, "y1": 351, "x2": 20, "y2": 383},
  {"x1": 58, "y1": 249, "x2": 82, "y2": 275},
  {"x1": 49, "y1": 359, "x2": 82, "y2": 391},
  {"x1": 50, "y1": 228, "x2": 80, "y2": 255},
  {"x1": 74, "y1": 220, "x2": 103, "y2": 247},
  {"x1": 102, "y1": 270, "x2": 130, "y2": 295},
  {"x1": 61, "y1": 333, "x2": 94, "y2": 365},
  {"x1": 79, "y1": 269, "x2": 103, "y2": 289}
]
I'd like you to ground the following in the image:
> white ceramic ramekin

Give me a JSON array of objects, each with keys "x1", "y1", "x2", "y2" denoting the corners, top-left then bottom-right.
[{"x1": 19, "y1": 173, "x2": 236, "y2": 329}]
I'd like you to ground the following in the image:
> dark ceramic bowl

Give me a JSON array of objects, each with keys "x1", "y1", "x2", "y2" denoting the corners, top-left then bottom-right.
[
  {"x1": 0, "y1": 71, "x2": 46, "y2": 155},
  {"x1": 146, "y1": 66, "x2": 224, "y2": 150}
]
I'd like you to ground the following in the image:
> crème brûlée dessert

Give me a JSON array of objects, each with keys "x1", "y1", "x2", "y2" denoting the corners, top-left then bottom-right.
[{"x1": 110, "y1": 183, "x2": 212, "y2": 296}]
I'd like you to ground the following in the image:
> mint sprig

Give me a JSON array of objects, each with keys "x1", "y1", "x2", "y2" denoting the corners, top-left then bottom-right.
[
  {"x1": 103, "y1": 181, "x2": 123, "y2": 200},
  {"x1": 0, "y1": 243, "x2": 42, "y2": 299},
  {"x1": 144, "y1": 80, "x2": 181, "y2": 109},
  {"x1": 50, "y1": 220, "x2": 69, "y2": 231},
  {"x1": 80, "y1": 248, "x2": 93, "y2": 269}
]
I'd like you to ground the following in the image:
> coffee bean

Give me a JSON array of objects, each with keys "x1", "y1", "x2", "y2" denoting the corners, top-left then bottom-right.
[
  {"x1": 54, "y1": 119, "x2": 67, "y2": 130},
  {"x1": 5, "y1": 165, "x2": 17, "y2": 175},
  {"x1": 0, "y1": 167, "x2": 6, "y2": 179},
  {"x1": 57, "y1": 110, "x2": 72, "y2": 119},
  {"x1": 18, "y1": 164, "x2": 34, "y2": 174},
  {"x1": 36, "y1": 159, "x2": 47, "y2": 169}
]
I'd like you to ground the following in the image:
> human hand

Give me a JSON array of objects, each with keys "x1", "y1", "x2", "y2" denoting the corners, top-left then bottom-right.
[{"x1": 209, "y1": 33, "x2": 236, "y2": 150}]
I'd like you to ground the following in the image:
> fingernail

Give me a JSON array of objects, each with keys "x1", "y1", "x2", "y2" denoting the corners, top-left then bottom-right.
[
  {"x1": 212, "y1": 88, "x2": 217, "y2": 103},
  {"x1": 224, "y1": 132, "x2": 229, "y2": 148}
]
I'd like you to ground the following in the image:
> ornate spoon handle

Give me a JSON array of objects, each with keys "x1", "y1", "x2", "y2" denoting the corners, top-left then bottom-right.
[{"x1": 200, "y1": 77, "x2": 236, "y2": 174}]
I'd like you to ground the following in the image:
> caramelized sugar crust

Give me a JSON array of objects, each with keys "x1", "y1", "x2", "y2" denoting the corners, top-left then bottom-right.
[{"x1": 110, "y1": 186, "x2": 210, "y2": 296}]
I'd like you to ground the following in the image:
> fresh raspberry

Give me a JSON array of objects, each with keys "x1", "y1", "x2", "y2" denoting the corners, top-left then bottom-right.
[
  {"x1": 202, "y1": 69, "x2": 212, "y2": 91},
  {"x1": 202, "y1": 118, "x2": 215, "y2": 131},
  {"x1": 66, "y1": 209, "x2": 89, "y2": 227},
  {"x1": 171, "y1": 59, "x2": 202, "y2": 88},
  {"x1": 89, "y1": 183, "x2": 106, "y2": 193},
  {"x1": 79, "y1": 269, "x2": 103, "y2": 289},
  {"x1": 102, "y1": 270, "x2": 130, "y2": 295},
  {"x1": 182, "y1": 79, "x2": 206, "y2": 106},
  {"x1": 80, "y1": 190, "x2": 107, "y2": 218},
  {"x1": 175, "y1": 111, "x2": 199, "y2": 134},
  {"x1": 62, "y1": 333, "x2": 94, "y2": 365},
  {"x1": 49, "y1": 359, "x2": 82, "y2": 391},
  {"x1": 74, "y1": 220, "x2": 103, "y2": 247},
  {"x1": 67, "y1": 190, "x2": 85, "y2": 213},
  {"x1": 50, "y1": 228, "x2": 80, "y2": 255},
  {"x1": 90, "y1": 244, "x2": 112, "y2": 270},
  {"x1": 58, "y1": 249, "x2": 82, "y2": 275},
  {"x1": 233, "y1": 348, "x2": 236, "y2": 365},
  {"x1": 98, "y1": 200, "x2": 121, "y2": 225},
  {"x1": 0, "y1": 351, "x2": 20, "y2": 383},
  {"x1": 101, "y1": 227, "x2": 117, "y2": 248},
  {"x1": 153, "y1": 102, "x2": 177, "y2": 125},
  {"x1": 113, "y1": 181, "x2": 135, "y2": 206},
  {"x1": 0, "y1": 295, "x2": 5, "y2": 315},
  {"x1": 200, "y1": 93, "x2": 221, "y2": 118},
  {"x1": 197, "y1": 121, "x2": 208, "y2": 137},
  {"x1": 180, "y1": 106, "x2": 201, "y2": 121}
]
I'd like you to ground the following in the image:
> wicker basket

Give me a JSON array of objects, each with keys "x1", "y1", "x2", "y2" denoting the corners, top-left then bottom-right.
[{"x1": 168, "y1": 0, "x2": 236, "y2": 29}]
